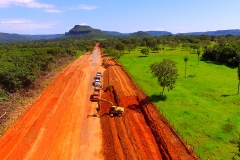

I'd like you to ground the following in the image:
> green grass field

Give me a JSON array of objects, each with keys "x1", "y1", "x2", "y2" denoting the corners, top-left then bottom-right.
[{"x1": 118, "y1": 47, "x2": 240, "y2": 160}]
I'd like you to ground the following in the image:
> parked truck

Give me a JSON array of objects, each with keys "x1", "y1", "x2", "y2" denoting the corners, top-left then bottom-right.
[{"x1": 90, "y1": 91, "x2": 100, "y2": 101}]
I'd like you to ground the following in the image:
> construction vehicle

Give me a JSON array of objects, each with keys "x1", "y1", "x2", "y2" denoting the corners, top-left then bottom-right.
[
  {"x1": 94, "y1": 86, "x2": 101, "y2": 91},
  {"x1": 90, "y1": 91, "x2": 100, "y2": 101},
  {"x1": 94, "y1": 81, "x2": 102, "y2": 87},
  {"x1": 96, "y1": 72, "x2": 102, "y2": 77},
  {"x1": 97, "y1": 98, "x2": 124, "y2": 117},
  {"x1": 94, "y1": 76, "x2": 101, "y2": 80}
]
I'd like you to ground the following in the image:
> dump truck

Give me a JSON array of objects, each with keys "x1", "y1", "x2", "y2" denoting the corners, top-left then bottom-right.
[{"x1": 97, "y1": 98, "x2": 124, "y2": 117}]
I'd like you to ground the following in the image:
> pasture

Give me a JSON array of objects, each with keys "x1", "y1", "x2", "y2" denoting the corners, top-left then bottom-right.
[{"x1": 118, "y1": 47, "x2": 240, "y2": 160}]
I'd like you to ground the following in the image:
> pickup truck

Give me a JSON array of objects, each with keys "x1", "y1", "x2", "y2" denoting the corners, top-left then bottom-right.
[{"x1": 90, "y1": 91, "x2": 100, "y2": 101}]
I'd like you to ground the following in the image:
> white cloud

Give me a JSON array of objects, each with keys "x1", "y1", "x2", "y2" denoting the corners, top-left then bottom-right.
[
  {"x1": 79, "y1": 23, "x2": 88, "y2": 26},
  {"x1": 78, "y1": 5, "x2": 98, "y2": 10},
  {"x1": 0, "y1": 19, "x2": 59, "y2": 31},
  {"x1": 43, "y1": 9, "x2": 61, "y2": 13},
  {"x1": 170, "y1": 26, "x2": 188, "y2": 33},
  {"x1": 0, "y1": 0, "x2": 55, "y2": 9},
  {"x1": 1, "y1": 19, "x2": 31, "y2": 24},
  {"x1": 148, "y1": 27, "x2": 164, "y2": 31},
  {"x1": 156, "y1": 27, "x2": 164, "y2": 31}
]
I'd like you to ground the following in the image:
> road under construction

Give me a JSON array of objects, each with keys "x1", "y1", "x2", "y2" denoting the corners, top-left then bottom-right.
[{"x1": 0, "y1": 44, "x2": 198, "y2": 159}]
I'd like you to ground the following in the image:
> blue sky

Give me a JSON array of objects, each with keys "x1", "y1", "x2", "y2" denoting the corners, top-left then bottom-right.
[{"x1": 0, "y1": 0, "x2": 240, "y2": 35}]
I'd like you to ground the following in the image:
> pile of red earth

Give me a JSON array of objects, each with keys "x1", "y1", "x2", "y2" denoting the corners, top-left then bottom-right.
[{"x1": 98, "y1": 57, "x2": 198, "y2": 160}]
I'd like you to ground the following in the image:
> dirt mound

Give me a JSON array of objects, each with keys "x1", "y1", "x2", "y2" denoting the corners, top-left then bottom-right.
[{"x1": 99, "y1": 57, "x2": 198, "y2": 160}]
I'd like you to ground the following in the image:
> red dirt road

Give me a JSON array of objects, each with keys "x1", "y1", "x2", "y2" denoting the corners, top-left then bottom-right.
[
  {"x1": 0, "y1": 47, "x2": 104, "y2": 160},
  {"x1": 99, "y1": 57, "x2": 198, "y2": 160},
  {"x1": 0, "y1": 45, "x2": 198, "y2": 160}
]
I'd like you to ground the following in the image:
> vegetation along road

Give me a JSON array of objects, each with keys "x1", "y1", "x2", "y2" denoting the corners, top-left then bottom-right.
[
  {"x1": 0, "y1": 44, "x2": 197, "y2": 159},
  {"x1": 0, "y1": 45, "x2": 104, "y2": 159}
]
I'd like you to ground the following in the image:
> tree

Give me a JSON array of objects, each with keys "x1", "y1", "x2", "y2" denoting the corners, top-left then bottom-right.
[
  {"x1": 141, "y1": 48, "x2": 149, "y2": 56},
  {"x1": 197, "y1": 50, "x2": 201, "y2": 64},
  {"x1": 86, "y1": 45, "x2": 94, "y2": 52},
  {"x1": 152, "y1": 45, "x2": 161, "y2": 53},
  {"x1": 150, "y1": 59, "x2": 179, "y2": 96},
  {"x1": 115, "y1": 42, "x2": 125, "y2": 53},
  {"x1": 184, "y1": 56, "x2": 189, "y2": 78},
  {"x1": 127, "y1": 44, "x2": 134, "y2": 54},
  {"x1": 111, "y1": 50, "x2": 122, "y2": 60},
  {"x1": 238, "y1": 64, "x2": 240, "y2": 94},
  {"x1": 104, "y1": 47, "x2": 122, "y2": 60}
]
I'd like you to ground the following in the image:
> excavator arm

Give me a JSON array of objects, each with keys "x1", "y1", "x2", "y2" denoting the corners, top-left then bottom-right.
[{"x1": 97, "y1": 98, "x2": 114, "y2": 106}]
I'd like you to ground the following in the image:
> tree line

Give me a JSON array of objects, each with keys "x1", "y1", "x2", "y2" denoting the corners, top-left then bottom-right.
[
  {"x1": 0, "y1": 39, "x2": 95, "y2": 94},
  {"x1": 99, "y1": 34, "x2": 240, "y2": 95},
  {"x1": 100, "y1": 34, "x2": 240, "y2": 66},
  {"x1": 1, "y1": 34, "x2": 240, "y2": 97}
]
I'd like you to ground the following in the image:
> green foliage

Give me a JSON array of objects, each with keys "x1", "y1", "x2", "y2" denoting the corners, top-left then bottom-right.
[
  {"x1": 237, "y1": 64, "x2": 240, "y2": 81},
  {"x1": 129, "y1": 31, "x2": 151, "y2": 38},
  {"x1": 152, "y1": 45, "x2": 161, "y2": 52},
  {"x1": 0, "y1": 38, "x2": 92, "y2": 93},
  {"x1": 103, "y1": 47, "x2": 122, "y2": 59},
  {"x1": 238, "y1": 64, "x2": 240, "y2": 94},
  {"x1": 141, "y1": 48, "x2": 149, "y2": 56},
  {"x1": 86, "y1": 45, "x2": 94, "y2": 52},
  {"x1": 150, "y1": 59, "x2": 179, "y2": 95},
  {"x1": 118, "y1": 46, "x2": 240, "y2": 159},
  {"x1": 184, "y1": 56, "x2": 189, "y2": 78},
  {"x1": 202, "y1": 43, "x2": 240, "y2": 66}
]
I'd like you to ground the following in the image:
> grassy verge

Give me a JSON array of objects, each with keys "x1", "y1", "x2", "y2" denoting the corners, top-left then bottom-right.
[{"x1": 118, "y1": 47, "x2": 240, "y2": 160}]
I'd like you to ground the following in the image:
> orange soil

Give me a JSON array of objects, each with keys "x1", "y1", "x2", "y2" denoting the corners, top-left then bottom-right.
[
  {"x1": 0, "y1": 46, "x2": 104, "y2": 160},
  {"x1": 0, "y1": 44, "x2": 198, "y2": 160}
]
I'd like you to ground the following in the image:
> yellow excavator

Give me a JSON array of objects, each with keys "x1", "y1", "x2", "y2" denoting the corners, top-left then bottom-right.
[{"x1": 97, "y1": 98, "x2": 124, "y2": 117}]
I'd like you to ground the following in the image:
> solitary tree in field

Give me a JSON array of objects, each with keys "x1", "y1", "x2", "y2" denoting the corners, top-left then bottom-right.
[
  {"x1": 150, "y1": 59, "x2": 179, "y2": 96},
  {"x1": 152, "y1": 45, "x2": 161, "y2": 53},
  {"x1": 141, "y1": 48, "x2": 149, "y2": 56},
  {"x1": 238, "y1": 64, "x2": 240, "y2": 94},
  {"x1": 184, "y1": 56, "x2": 189, "y2": 78},
  {"x1": 197, "y1": 50, "x2": 201, "y2": 64}
]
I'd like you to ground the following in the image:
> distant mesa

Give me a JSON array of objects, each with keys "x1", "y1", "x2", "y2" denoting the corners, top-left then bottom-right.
[
  {"x1": 176, "y1": 29, "x2": 240, "y2": 36},
  {"x1": 129, "y1": 31, "x2": 151, "y2": 38},
  {"x1": 129, "y1": 31, "x2": 172, "y2": 37},
  {"x1": 66, "y1": 25, "x2": 102, "y2": 35}
]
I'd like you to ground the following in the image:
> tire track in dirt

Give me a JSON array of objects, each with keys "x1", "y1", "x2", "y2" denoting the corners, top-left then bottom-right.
[
  {"x1": 128, "y1": 111, "x2": 163, "y2": 160},
  {"x1": 0, "y1": 74, "x2": 69, "y2": 159},
  {"x1": 100, "y1": 56, "x2": 198, "y2": 160},
  {"x1": 0, "y1": 48, "x2": 104, "y2": 160},
  {"x1": 114, "y1": 116, "x2": 139, "y2": 160},
  {"x1": 112, "y1": 66, "x2": 135, "y2": 96},
  {"x1": 107, "y1": 58, "x2": 135, "y2": 96},
  {"x1": 43, "y1": 72, "x2": 86, "y2": 159},
  {"x1": 100, "y1": 60, "x2": 163, "y2": 160},
  {"x1": 20, "y1": 71, "x2": 82, "y2": 159},
  {"x1": 108, "y1": 62, "x2": 130, "y2": 96}
]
